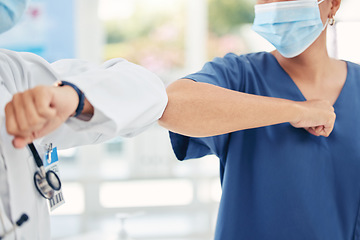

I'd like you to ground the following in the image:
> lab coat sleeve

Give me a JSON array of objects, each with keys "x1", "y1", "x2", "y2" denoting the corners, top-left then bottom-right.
[
  {"x1": 53, "y1": 58, "x2": 168, "y2": 138},
  {"x1": 0, "y1": 49, "x2": 168, "y2": 149}
]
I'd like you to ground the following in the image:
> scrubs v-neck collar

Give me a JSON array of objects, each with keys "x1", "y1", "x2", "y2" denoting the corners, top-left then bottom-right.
[{"x1": 267, "y1": 52, "x2": 350, "y2": 108}]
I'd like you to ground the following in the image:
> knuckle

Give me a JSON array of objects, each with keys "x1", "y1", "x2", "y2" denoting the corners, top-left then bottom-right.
[
  {"x1": 4, "y1": 103, "x2": 10, "y2": 112},
  {"x1": 13, "y1": 92, "x2": 21, "y2": 98},
  {"x1": 12, "y1": 93, "x2": 21, "y2": 102},
  {"x1": 23, "y1": 89, "x2": 32, "y2": 97}
]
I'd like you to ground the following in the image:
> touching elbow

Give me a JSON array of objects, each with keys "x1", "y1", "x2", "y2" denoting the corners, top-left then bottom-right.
[
  {"x1": 158, "y1": 79, "x2": 199, "y2": 135},
  {"x1": 158, "y1": 87, "x2": 183, "y2": 131},
  {"x1": 158, "y1": 103, "x2": 172, "y2": 130}
]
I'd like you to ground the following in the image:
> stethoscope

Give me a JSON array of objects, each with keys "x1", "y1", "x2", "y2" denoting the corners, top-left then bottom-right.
[
  {"x1": 0, "y1": 196, "x2": 28, "y2": 240},
  {"x1": 28, "y1": 143, "x2": 62, "y2": 200}
]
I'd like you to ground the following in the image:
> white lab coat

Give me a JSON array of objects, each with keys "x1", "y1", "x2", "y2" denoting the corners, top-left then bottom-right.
[{"x1": 0, "y1": 49, "x2": 168, "y2": 239}]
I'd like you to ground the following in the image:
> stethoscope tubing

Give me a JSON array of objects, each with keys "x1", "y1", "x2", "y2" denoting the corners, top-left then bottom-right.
[{"x1": 27, "y1": 143, "x2": 43, "y2": 169}]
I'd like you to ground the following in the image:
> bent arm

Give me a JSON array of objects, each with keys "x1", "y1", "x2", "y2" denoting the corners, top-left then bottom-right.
[
  {"x1": 159, "y1": 79, "x2": 335, "y2": 137},
  {"x1": 1, "y1": 49, "x2": 167, "y2": 148},
  {"x1": 55, "y1": 58, "x2": 167, "y2": 138}
]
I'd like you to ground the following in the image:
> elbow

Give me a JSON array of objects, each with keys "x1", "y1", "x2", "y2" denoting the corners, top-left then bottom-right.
[
  {"x1": 158, "y1": 79, "x2": 207, "y2": 137},
  {"x1": 158, "y1": 102, "x2": 208, "y2": 138},
  {"x1": 158, "y1": 88, "x2": 184, "y2": 132},
  {"x1": 158, "y1": 102, "x2": 172, "y2": 130}
]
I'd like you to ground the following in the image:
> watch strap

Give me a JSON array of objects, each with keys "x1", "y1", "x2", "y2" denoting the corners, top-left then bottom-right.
[{"x1": 58, "y1": 81, "x2": 85, "y2": 117}]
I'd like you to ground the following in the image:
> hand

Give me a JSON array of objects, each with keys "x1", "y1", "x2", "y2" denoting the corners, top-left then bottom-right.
[
  {"x1": 5, "y1": 85, "x2": 79, "y2": 148},
  {"x1": 290, "y1": 99, "x2": 336, "y2": 137}
]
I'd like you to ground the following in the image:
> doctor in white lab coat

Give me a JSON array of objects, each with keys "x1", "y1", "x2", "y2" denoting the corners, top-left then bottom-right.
[
  {"x1": 0, "y1": 1, "x2": 167, "y2": 239},
  {"x1": 0, "y1": 49, "x2": 167, "y2": 239}
]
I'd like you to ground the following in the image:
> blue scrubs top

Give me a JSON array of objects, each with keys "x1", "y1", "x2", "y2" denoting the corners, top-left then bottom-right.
[{"x1": 170, "y1": 52, "x2": 360, "y2": 240}]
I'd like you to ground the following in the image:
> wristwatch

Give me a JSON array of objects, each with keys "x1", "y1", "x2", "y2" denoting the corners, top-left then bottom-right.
[{"x1": 57, "y1": 81, "x2": 85, "y2": 117}]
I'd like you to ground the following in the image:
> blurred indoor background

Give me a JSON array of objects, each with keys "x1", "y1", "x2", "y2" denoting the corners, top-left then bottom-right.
[{"x1": 0, "y1": 0, "x2": 359, "y2": 239}]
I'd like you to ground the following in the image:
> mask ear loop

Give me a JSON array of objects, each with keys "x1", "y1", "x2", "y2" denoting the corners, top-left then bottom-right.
[
  {"x1": 322, "y1": 18, "x2": 330, "y2": 31},
  {"x1": 318, "y1": 0, "x2": 325, "y2": 4}
]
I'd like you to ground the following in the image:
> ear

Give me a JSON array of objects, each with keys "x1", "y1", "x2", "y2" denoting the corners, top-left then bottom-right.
[{"x1": 330, "y1": 0, "x2": 341, "y2": 17}]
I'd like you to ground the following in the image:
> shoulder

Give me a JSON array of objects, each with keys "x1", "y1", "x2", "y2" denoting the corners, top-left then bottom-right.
[
  {"x1": 345, "y1": 61, "x2": 360, "y2": 83},
  {"x1": 210, "y1": 51, "x2": 276, "y2": 79},
  {"x1": 347, "y1": 61, "x2": 360, "y2": 72},
  {"x1": 213, "y1": 51, "x2": 271, "y2": 68},
  {"x1": 188, "y1": 51, "x2": 272, "y2": 77}
]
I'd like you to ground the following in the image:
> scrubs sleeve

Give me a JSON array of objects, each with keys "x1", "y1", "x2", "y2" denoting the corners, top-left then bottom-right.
[
  {"x1": 169, "y1": 132, "x2": 230, "y2": 161},
  {"x1": 170, "y1": 53, "x2": 246, "y2": 162},
  {"x1": 184, "y1": 52, "x2": 245, "y2": 91}
]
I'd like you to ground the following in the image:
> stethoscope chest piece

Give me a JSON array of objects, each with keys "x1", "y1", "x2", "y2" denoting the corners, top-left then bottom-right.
[
  {"x1": 46, "y1": 170, "x2": 61, "y2": 191},
  {"x1": 33, "y1": 168, "x2": 61, "y2": 200}
]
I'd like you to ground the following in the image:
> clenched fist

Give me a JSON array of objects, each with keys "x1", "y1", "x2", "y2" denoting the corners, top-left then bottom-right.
[
  {"x1": 290, "y1": 99, "x2": 336, "y2": 137},
  {"x1": 5, "y1": 85, "x2": 93, "y2": 148}
]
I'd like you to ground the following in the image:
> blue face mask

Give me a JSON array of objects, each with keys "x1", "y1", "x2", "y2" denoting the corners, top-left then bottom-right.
[
  {"x1": 0, "y1": 0, "x2": 29, "y2": 34},
  {"x1": 252, "y1": 0, "x2": 328, "y2": 58}
]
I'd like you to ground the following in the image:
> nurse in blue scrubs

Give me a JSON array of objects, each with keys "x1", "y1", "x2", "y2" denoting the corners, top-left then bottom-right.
[{"x1": 159, "y1": 0, "x2": 358, "y2": 239}]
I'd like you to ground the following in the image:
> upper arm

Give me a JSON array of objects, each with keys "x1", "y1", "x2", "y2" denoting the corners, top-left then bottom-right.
[{"x1": 163, "y1": 54, "x2": 246, "y2": 160}]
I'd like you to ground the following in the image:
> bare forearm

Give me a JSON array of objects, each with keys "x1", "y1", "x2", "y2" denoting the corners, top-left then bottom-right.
[{"x1": 159, "y1": 79, "x2": 307, "y2": 137}]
